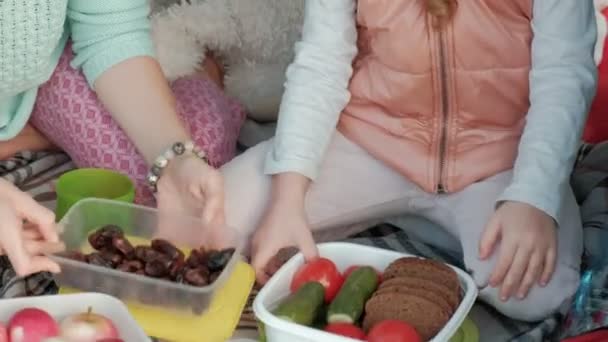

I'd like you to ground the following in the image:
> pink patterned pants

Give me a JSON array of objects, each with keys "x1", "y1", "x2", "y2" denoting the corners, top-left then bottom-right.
[{"x1": 31, "y1": 47, "x2": 245, "y2": 205}]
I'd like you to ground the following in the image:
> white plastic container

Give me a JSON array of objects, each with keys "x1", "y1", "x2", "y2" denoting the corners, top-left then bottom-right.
[
  {"x1": 0, "y1": 293, "x2": 149, "y2": 341},
  {"x1": 253, "y1": 242, "x2": 478, "y2": 342}
]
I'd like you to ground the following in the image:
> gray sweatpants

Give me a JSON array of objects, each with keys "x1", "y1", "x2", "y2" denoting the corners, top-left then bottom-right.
[{"x1": 221, "y1": 132, "x2": 583, "y2": 322}]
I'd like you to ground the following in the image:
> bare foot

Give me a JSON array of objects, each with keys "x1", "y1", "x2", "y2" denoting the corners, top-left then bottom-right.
[{"x1": 0, "y1": 124, "x2": 56, "y2": 160}]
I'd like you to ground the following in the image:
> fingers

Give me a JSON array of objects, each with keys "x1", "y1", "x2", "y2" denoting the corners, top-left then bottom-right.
[
  {"x1": 499, "y1": 247, "x2": 530, "y2": 301},
  {"x1": 23, "y1": 240, "x2": 66, "y2": 256},
  {"x1": 540, "y1": 244, "x2": 557, "y2": 286},
  {"x1": 251, "y1": 242, "x2": 278, "y2": 285},
  {"x1": 297, "y1": 229, "x2": 319, "y2": 262},
  {"x1": 0, "y1": 210, "x2": 31, "y2": 276},
  {"x1": 517, "y1": 251, "x2": 543, "y2": 299},
  {"x1": 23, "y1": 256, "x2": 61, "y2": 275},
  {"x1": 479, "y1": 215, "x2": 501, "y2": 259},
  {"x1": 13, "y1": 191, "x2": 58, "y2": 243},
  {"x1": 202, "y1": 173, "x2": 225, "y2": 225},
  {"x1": 489, "y1": 238, "x2": 516, "y2": 288}
]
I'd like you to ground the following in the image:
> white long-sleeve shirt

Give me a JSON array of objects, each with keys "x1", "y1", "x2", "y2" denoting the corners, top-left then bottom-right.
[{"x1": 265, "y1": 0, "x2": 598, "y2": 222}]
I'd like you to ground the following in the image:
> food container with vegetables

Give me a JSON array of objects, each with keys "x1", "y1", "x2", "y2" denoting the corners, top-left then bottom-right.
[
  {"x1": 254, "y1": 242, "x2": 477, "y2": 342},
  {"x1": 0, "y1": 293, "x2": 148, "y2": 341},
  {"x1": 52, "y1": 198, "x2": 255, "y2": 341}
]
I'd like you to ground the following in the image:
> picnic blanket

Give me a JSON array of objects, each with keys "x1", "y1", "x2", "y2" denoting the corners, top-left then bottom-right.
[{"x1": 2, "y1": 144, "x2": 608, "y2": 341}]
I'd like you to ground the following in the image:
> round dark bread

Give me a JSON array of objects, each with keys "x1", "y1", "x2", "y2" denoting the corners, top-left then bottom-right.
[
  {"x1": 364, "y1": 292, "x2": 450, "y2": 340},
  {"x1": 378, "y1": 276, "x2": 460, "y2": 311},
  {"x1": 374, "y1": 284, "x2": 453, "y2": 315},
  {"x1": 383, "y1": 257, "x2": 460, "y2": 295}
]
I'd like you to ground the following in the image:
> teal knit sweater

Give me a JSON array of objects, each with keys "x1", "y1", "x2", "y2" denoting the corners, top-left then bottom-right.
[{"x1": 0, "y1": 0, "x2": 156, "y2": 140}]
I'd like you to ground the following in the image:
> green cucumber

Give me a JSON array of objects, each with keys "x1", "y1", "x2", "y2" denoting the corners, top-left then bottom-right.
[
  {"x1": 327, "y1": 266, "x2": 378, "y2": 324},
  {"x1": 273, "y1": 281, "x2": 325, "y2": 326},
  {"x1": 312, "y1": 304, "x2": 329, "y2": 330}
]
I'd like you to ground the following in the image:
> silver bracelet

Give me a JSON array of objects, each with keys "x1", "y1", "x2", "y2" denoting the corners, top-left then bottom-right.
[{"x1": 146, "y1": 141, "x2": 207, "y2": 192}]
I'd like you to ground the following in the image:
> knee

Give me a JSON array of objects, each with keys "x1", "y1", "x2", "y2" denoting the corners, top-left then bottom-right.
[{"x1": 479, "y1": 265, "x2": 580, "y2": 322}]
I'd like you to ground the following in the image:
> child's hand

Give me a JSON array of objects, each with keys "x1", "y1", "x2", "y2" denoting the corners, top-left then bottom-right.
[
  {"x1": 250, "y1": 200, "x2": 318, "y2": 285},
  {"x1": 479, "y1": 201, "x2": 557, "y2": 301},
  {"x1": 0, "y1": 179, "x2": 64, "y2": 276}
]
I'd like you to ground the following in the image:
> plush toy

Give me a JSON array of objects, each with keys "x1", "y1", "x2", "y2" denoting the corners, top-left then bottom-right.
[
  {"x1": 584, "y1": 0, "x2": 608, "y2": 143},
  {"x1": 150, "y1": 0, "x2": 305, "y2": 123}
]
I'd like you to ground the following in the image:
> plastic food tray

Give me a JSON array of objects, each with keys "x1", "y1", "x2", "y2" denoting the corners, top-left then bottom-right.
[
  {"x1": 254, "y1": 242, "x2": 478, "y2": 342},
  {"x1": 51, "y1": 198, "x2": 242, "y2": 314},
  {"x1": 0, "y1": 293, "x2": 149, "y2": 341}
]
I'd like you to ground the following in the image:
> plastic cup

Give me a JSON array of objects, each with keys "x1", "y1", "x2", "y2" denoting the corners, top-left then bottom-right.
[{"x1": 55, "y1": 168, "x2": 135, "y2": 221}]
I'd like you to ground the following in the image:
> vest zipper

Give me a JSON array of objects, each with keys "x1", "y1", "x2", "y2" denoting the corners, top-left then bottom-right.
[{"x1": 437, "y1": 30, "x2": 449, "y2": 194}]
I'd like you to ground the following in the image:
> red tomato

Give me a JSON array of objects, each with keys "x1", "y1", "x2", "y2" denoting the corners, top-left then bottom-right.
[
  {"x1": 343, "y1": 265, "x2": 382, "y2": 283},
  {"x1": 367, "y1": 320, "x2": 422, "y2": 342},
  {"x1": 325, "y1": 323, "x2": 366, "y2": 340},
  {"x1": 291, "y1": 258, "x2": 344, "y2": 302}
]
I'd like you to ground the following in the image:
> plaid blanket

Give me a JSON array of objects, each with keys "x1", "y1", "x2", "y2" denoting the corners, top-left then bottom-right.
[
  {"x1": 3, "y1": 144, "x2": 608, "y2": 341},
  {"x1": 0, "y1": 151, "x2": 71, "y2": 187}
]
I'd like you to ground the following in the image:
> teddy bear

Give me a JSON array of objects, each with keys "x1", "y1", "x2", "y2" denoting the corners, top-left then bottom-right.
[{"x1": 149, "y1": 0, "x2": 305, "y2": 124}]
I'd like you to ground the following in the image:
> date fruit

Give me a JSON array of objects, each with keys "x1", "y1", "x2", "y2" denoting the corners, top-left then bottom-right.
[
  {"x1": 87, "y1": 252, "x2": 112, "y2": 268},
  {"x1": 117, "y1": 260, "x2": 144, "y2": 273},
  {"x1": 145, "y1": 259, "x2": 168, "y2": 278},
  {"x1": 183, "y1": 268, "x2": 209, "y2": 286},
  {"x1": 206, "y1": 248, "x2": 235, "y2": 272},
  {"x1": 186, "y1": 249, "x2": 206, "y2": 268},
  {"x1": 100, "y1": 250, "x2": 123, "y2": 267},
  {"x1": 151, "y1": 239, "x2": 184, "y2": 261},
  {"x1": 112, "y1": 236, "x2": 135, "y2": 258},
  {"x1": 134, "y1": 246, "x2": 161, "y2": 262},
  {"x1": 67, "y1": 226, "x2": 234, "y2": 289},
  {"x1": 169, "y1": 259, "x2": 186, "y2": 280}
]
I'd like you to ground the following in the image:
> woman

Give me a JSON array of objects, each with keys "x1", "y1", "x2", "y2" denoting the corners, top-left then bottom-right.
[
  {"x1": 215, "y1": 0, "x2": 597, "y2": 321},
  {"x1": 0, "y1": 1, "x2": 235, "y2": 275}
]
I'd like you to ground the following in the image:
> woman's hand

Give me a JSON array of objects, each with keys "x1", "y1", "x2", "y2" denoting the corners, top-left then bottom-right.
[
  {"x1": 250, "y1": 173, "x2": 319, "y2": 284},
  {"x1": 479, "y1": 201, "x2": 557, "y2": 301},
  {"x1": 0, "y1": 179, "x2": 64, "y2": 276},
  {"x1": 156, "y1": 155, "x2": 228, "y2": 245}
]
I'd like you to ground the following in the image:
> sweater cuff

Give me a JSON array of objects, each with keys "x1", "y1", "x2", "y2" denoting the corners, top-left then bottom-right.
[
  {"x1": 264, "y1": 154, "x2": 319, "y2": 181},
  {"x1": 73, "y1": 36, "x2": 156, "y2": 88},
  {"x1": 497, "y1": 184, "x2": 562, "y2": 226}
]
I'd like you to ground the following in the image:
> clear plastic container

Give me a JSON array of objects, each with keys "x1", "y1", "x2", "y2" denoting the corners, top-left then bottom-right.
[
  {"x1": 51, "y1": 198, "x2": 242, "y2": 315},
  {"x1": 254, "y1": 242, "x2": 478, "y2": 342}
]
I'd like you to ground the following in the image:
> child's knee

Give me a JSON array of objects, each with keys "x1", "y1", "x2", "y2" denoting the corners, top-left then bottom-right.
[{"x1": 478, "y1": 264, "x2": 579, "y2": 322}]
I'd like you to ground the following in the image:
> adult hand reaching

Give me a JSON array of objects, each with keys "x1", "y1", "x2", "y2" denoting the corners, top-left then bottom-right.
[
  {"x1": 156, "y1": 154, "x2": 230, "y2": 247},
  {"x1": 0, "y1": 179, "x2": 64, "y2": 276}
]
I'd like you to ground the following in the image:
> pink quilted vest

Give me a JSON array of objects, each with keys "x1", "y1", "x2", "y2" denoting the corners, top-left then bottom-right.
[{"x1": 338, "y1": 0, "x2": 533, "y2": 193}]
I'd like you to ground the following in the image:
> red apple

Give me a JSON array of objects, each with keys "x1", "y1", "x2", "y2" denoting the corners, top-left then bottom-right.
[
  {"x1": 7, "y1": 308, "x2": 60, "y2": 342},
  {"x1": 59, "y1": 307, "x2": 119, "y2": 341},
  {"x1": 0, "y1": 321, "x2": 7, "y2": 342}
]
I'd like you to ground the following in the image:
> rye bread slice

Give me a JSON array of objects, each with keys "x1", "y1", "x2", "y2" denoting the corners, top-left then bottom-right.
[
  {"x1": 364, "y1": 292, "x2": 450, "y2": 340},
  {"x1": 383, "y1": 257, "x2": 460, "y2": 294},
  {"x1": 378, "y1": 276, "x2": 460, "y2": 311},
  {"x1": 374, "y1": 285, "x2": 453, "y2": 315}
]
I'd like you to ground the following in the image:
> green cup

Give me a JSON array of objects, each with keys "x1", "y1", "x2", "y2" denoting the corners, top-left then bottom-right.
[{"x1": 55, "y1": 168, "x2": 135, "y2": 221}]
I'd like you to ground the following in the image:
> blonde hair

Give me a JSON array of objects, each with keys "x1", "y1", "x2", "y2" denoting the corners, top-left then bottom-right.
[{"x1": 426, "y1": 0, "x2": 457, "y2": 26}]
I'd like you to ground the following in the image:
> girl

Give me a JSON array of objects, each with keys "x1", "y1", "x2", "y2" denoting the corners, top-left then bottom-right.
[
  {"x1": 0, "y1": 1, "x2": 233, "y2": 275},
  {"x1": 216, "y1": 0, "x2": 597, "y2": 321}
]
